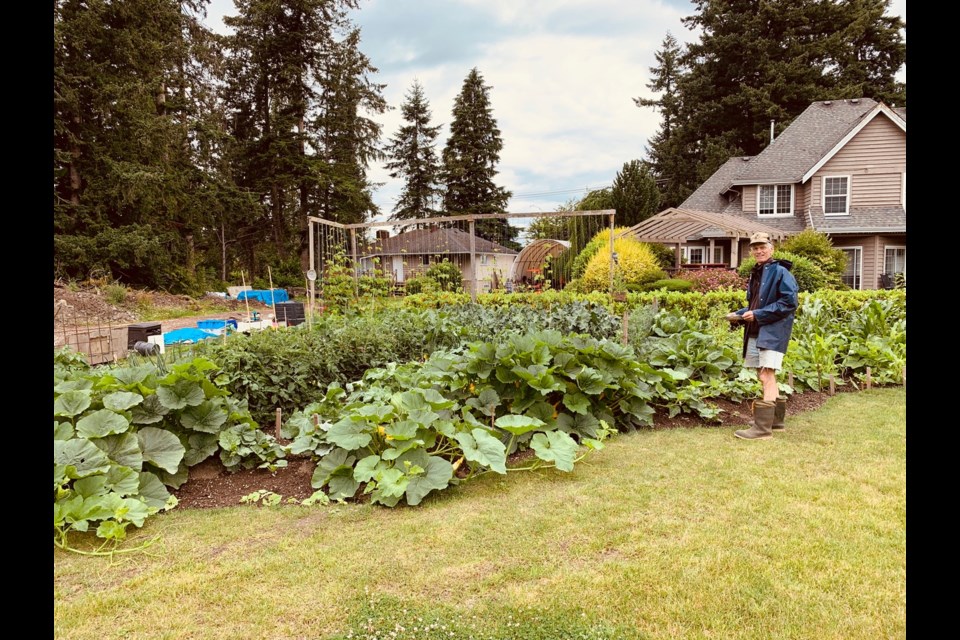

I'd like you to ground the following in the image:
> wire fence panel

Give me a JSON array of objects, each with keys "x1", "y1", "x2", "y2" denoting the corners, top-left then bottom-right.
[{"x1": 308, "y1": 210, "x2": 616, "y2": 301}]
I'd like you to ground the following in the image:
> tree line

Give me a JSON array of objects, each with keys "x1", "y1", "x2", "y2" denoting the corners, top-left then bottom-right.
[{"x1": 53, "y1": 0, "x2": 905, "y2": 293}]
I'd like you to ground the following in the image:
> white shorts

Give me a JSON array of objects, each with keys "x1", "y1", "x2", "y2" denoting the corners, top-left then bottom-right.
[{"x1": 744, "y1": 337, "x2": 784, "y2": 370}]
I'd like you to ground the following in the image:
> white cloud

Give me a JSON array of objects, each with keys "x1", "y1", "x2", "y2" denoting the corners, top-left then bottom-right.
[{"x1": 203, "y1": 0, "x2": 906, "y2": 215}]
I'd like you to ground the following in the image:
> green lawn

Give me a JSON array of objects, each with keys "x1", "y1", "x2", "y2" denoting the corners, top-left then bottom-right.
[{"x1": 53, "y1": 387, "x2": 906, "y2": 640}]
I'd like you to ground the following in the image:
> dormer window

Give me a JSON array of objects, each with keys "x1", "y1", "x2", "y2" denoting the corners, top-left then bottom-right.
[
  {"x1": 757, "y1": 184, "x2": 793, "y2": 216},
  {"x1": 823, "y1": 176, "x2": 850, "y2": 215}
]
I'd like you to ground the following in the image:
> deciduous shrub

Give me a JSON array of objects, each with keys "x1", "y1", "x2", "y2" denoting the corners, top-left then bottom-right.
[
  {"x1": 639, "y1": 279, "x2": 693, "y2": 292},
  {"x1": 738, "y1": 250, "x2": 827, "y2": 292},
  {"x1": 580, "y1": 232, "x2": 666, "y2": 293},
  {"x1": 676, "y1": 269, "x2": 747, "y2": 293}
]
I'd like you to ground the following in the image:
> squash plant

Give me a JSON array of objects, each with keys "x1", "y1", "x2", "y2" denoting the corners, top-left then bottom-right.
[{"x1": 54, "y1": 353, "x2": 283, "y2": 553}]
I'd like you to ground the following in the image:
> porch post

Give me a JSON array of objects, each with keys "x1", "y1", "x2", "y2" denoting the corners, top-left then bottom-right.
[
  {"x1": 730, "y1": 237, "x2": 739, "y2": 268},
  {"x1": 674, "y1": 243, "x2": 682, "y2": 270}
]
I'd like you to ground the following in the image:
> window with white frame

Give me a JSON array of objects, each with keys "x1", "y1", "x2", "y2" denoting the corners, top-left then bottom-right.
[
  {"x1": 684, "y1": 247, "x2": 705, "y2": 264},
  {"x1": 758, "y1": 184, "x2": 793, "y2": 215},
  {"x1": 823, "y1": 176, "x2": 850, "y2": 215},
  {"x1": 480, "y1": 254, "x2": 488, "y2": 266},
  {"x1": 840, "y1": 247, "x2": 862, "y2": 290},
  {"x1": 681, "y1": 246, "x2": 724, "y2": 264},
  {"x1": 884, "y1": 246, "x2": 906, "y2": 275}
]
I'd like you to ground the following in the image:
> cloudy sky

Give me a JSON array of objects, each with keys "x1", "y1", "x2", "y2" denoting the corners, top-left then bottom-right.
[{"x1": 204, "y1": 0, "x2": 906, "y2": 219}]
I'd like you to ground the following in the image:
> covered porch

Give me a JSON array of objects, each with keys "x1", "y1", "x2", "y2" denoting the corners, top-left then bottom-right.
[{"x1": 620, "y1": 208, "x2": 789, "y2": 271}]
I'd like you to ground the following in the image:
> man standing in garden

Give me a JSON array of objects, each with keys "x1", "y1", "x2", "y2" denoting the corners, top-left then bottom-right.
[{"x1": 726, "y1": 232, "x2": 799, "y2": 440}]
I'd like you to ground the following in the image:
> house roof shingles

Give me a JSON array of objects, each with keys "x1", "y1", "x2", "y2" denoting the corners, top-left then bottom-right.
[
  {"x1": 677, "y1": 97, "x2": 905, "y2": 237},
  {"x1": 361, "y1": 227, "x2": 517, "y2": 258}
]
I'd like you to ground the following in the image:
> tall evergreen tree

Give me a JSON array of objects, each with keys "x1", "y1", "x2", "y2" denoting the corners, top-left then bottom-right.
[
  {"x1": 312, "y1": 28, "x2": 387, "y2": 226},
  {"x1": 53, "y1": 0, "x2": 222, "y2": 290},
  {"x1": 441, "y1": 68, "x2": 517, "y2": 247},
  {"x1": 639, "y1": 0, "x2": 906, "y2": 206},
  {"x1": 610, "y1": 160, "x2": 661, "y2": 228},
  {"x1": 633, "y1": 33, "x2": 692, "y2": 208},
  {"x1": 223, "y1": 0, "x2": 383, "y2": 278},
  {"x1": 384, "y1": 80, "x2": 443, "y2": 220}
]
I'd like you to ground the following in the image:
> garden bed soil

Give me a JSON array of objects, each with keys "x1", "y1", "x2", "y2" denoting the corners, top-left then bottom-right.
[
  {"x1": 52, "y1": 282, "x2": 845, "y2": 511},
  {"x1": 172, "y1": 391, "x2": 836, "y2": 510}
]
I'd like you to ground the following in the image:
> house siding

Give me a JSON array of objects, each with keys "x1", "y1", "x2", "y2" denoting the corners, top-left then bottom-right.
[{"x1": 813, "y1": 115, "x2": 906, "y2": 208}]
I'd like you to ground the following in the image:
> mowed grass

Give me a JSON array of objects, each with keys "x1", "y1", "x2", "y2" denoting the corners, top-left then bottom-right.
[{"x1": 54, "y1": 388, "x2": 906, "y2": 640}]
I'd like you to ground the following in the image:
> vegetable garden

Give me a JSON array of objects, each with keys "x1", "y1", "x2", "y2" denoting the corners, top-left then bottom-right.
[{"x1": 54, "y1": 288, "x2": 906, "y2": 554}]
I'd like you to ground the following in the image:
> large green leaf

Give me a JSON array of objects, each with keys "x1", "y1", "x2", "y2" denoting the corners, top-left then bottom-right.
[
  {"x1": 110, "y1": 365, "x2": 157, "y2": 387},
  {"x1": 416, "y1": 388, "x2": 455, "y2": 410},
  {"x1": 494, "y1": 414, "x2": 546, "y2": 436},
  {"x1": 327, "y1": 417, "x2": 372, "y2": 450},
  {"x1": 92, "y1": 432, "x2": 143, "y2": 470},
  {"x1": 54, "y1": 439, "x2": 111, "y2": 479},
  {"x1": 73, "y1": 475, "x2": 108, "y2": 498},
  {"x1": 155, "y1": 379, "x2": 205, "y2": 410},
  {"x1": 54, "y1": 421, "x2": 74, "y2": 441},
  {"x1": 137, "y1": 472, "x2": 172, "y2": 509},
  {"x1": 403, "y1": 455, "x2": 453, "y2": 506},
  {"x1": 130, "y1": 394, "x2": 170, "y2": 425},
  {"x1": 102, "y1": 391, "x2": 144, "y2": 412},
  {"x1": 562, "y1": 391, "x2": 591, "y2": 415},
  {"x1": 356, "y1": 403, "x2": 395, "y2": 422},
  {"x1": 105, "y1": 465, "x2": 140, "y2": 497},
  {"x1": 385, "y1": 419, "x2": 420, "y2": 441},
  {"x1": 454, "y1": 428, "x2": 507, "y2": 475},
  {"x1": 530, "y1": 430, "x2": 578, "y2": 472},
  {"x1": 353, "y1": 455, "x2": 382, "y2": 483},
  {"x1": 155, "y1": 464, "x2": 190, "y2": 489},
  {"x1": 54, "y1": 390, "x2": 92, "y2": 417},
  {"x1": 136, "y1": 427, "x2": 186, "y2": 474},
  {"x1": 327, "y1": 471, "x2": 360, "y2": 501},
  {"x1": 575, "y1": 367, "x2": 607, "y2": 395},
  {"x1": 184, "y1": 433, "x2": 220, "y2": 466},
  {"x1": 312, "y1": 448, "x2": 357, "y2": 489},
  {"x1": 54, "y1": 379, "x2": 93, "y2": 393},
  {"x1": 180, "y1": 399, "x2": 229, "y2": 434},
  {"x1": 116, "y1": 497, "x2": 153, "y2": 527},
  {"x1": 76, "y1": 409, "x2": 130, "y2": 439}
]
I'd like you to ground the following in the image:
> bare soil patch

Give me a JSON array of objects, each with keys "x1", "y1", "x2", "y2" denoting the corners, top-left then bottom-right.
[{"x1": 172, "y1": 391, "x2": 834, "y2": 510}]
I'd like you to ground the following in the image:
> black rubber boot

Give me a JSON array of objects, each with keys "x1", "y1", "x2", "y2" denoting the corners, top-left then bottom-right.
[{"x1": 772, "y1": 395, "x2": 787, "y2": 431}]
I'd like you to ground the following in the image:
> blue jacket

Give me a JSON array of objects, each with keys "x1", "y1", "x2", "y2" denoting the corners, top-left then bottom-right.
[{"x1": 734, "y1": 259, "x2": 799, "y2": 356}]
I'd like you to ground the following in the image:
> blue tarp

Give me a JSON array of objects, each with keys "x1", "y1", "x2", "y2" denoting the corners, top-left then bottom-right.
[
  {"x1": 164, "y1": 327, "x2": 220, "y2": 345},
  {"x1": 236, "y1": 289, "x2": 289, "y2": 304}
]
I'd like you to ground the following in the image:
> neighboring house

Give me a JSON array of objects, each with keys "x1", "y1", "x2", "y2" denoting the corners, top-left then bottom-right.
[
  {"x1": 357, "y1": 227, "x2": 518, "y2": 292},
  {"x1": 625, "y1": 97, "x2": 906, "y2": 289}
]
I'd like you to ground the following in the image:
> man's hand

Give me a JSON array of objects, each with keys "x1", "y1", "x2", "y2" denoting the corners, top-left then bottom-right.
[{"x1": 742, "y1": 310, "x2": 755, "y2": 322}]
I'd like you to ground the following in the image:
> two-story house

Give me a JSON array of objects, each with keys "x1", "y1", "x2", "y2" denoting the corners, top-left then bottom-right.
[{"x1": 625, "y1": 98, "x2": 906, "y2": 289}]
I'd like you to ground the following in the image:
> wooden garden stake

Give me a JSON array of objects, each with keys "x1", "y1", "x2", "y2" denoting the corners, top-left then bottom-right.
[
  {"x1": 268, "y1": 266, "x2": 278, "y2": 324},
  {"x1": 788, "y1": 372, "x2": 794, "y2": 388},
  {"x1": 829, "y1": 374, "x2": 835, "y2": 396},
  {"x1": 240, "y1": 270, "x2": 252, "y2": 322},
  {"x1": 275, "y1": 408, "x2": 282, "y2": 439},
  {"x1": 865, "y1": 367, "x2": 872, "y2": 389}
]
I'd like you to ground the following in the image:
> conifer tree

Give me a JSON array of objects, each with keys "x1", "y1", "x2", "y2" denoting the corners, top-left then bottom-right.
[
  {"x1": 638, "y1": 0, "x2": 905, "y2": 206},
  {"x1": 610, "y1": 160, "x2": 661, "y2": 228},
  {"x1": 441, "y1": 68, "x2": 517, "y2": 247},
  {"x1": 384, "y1": 80, "x2": 443, "y2": 220}
]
